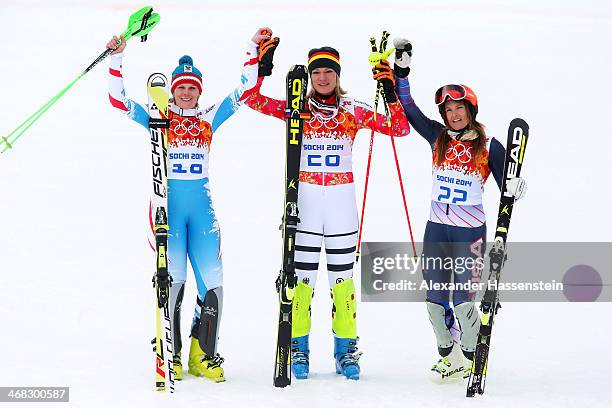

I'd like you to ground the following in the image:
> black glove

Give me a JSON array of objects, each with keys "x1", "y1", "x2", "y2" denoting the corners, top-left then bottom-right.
[
  {"x1": 372, "y1": 60, "x2": 397, "y2": 103},
  {"x1": 258, "y1": 36, "x2": 280, "y2": 77},
  {"x1": 393, "y1": 38, "x2": 412, "y2": 78}
]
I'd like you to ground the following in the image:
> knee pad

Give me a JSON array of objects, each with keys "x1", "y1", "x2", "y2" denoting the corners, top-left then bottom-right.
[
  {"x1": 169, "y1": 282, "x2": 185, "y2": 354},
  {"x1": 454, "y1": 301, "x2": 480, "y2": 354},
  {"x1": 292, "y1": 282, "x2": 314, "y2": 338},
  {"x1": 191, "y1": 286, "x2": 223, "y2": 356},
  {"x1": 426, "y1": 300, "x2": 454, "y2": 356},
  {"x1": 331, "y1": 278, "x2": 357, "y2": 338}
]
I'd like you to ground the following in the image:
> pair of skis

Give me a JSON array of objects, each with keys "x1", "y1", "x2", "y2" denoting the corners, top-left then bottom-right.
[{"x1": 466, "y1": 118, "x2": 530, "y2": 397}]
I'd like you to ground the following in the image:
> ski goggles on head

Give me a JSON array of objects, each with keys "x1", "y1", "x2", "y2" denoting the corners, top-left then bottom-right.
[{"x1": 435, "y1": 84, "x2": 468, "y2": 106}]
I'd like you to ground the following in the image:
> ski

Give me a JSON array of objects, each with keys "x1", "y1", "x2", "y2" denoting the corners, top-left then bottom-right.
[
  {"x1": 466, "y1": 118, "x2": 529, "y2": 397},
  {"x1": 273, "y1": 65, "x2": 309, "y2": 388},
  {"x1": 147, "y1": 73, "x2": 175, "y2": 393}
]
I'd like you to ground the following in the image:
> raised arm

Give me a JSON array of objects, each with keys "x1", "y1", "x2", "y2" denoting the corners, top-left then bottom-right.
[
  {"x1": 392, "y1": 38, "x2": 442, "y2": 148},
  {"x1": 106, "y1": 35, "x2": 150, "y2": 130},
  {"x1": 244, "y1": 77, "x2": 286, "y2": 120},
  {"x1": 395, "y1": 77, "x2": 442, "y2": 147},
  {"x1": 362, "y1": 59, "x2": 410, "y2": 136},
  {"x1": 200, "y1": 30, "x2": 264, "y2": 133},
  {"x1": 243, "y1": 28, "x2": 286, "y2": 121},
  {"x1": 352, "y1": 98, "x2": 409, "y2": 137}
]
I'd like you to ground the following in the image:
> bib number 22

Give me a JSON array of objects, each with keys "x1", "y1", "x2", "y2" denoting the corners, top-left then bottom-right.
[{"x1": 438, "y1": 186, "x2": 467, "y2": 204}]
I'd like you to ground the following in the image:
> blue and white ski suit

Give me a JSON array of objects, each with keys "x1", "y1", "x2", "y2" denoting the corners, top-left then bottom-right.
[{"x1": 108, "y1": 43, "x2": 258, "y2": 330}]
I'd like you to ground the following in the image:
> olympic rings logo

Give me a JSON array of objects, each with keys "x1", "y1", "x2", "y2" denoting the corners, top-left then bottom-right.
[
  {"x1": 445, "y1": 143, "x2": 472, "y2": 164},
  {"x1": 170, "y1": 118, "x2": 202, "y2": 137},
  {"x1": 308, "y1": 111, "x2": 347, "y2": 130}
]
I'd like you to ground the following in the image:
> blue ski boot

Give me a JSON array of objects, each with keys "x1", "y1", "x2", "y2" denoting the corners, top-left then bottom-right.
[
  {"x1": 291, "y1": 335, "x2": 310, "y2": 379},
  {"x1": 334, "y1": 337, "x2": 362, "y2": 380}
]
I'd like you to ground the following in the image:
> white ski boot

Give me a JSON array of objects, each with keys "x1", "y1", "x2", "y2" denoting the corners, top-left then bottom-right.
[{"x1": 430, "y1": 343, "x2": 470, "y2": 382}]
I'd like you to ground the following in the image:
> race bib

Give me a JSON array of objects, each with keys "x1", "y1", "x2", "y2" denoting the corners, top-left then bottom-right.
[
  {"x1": 431, "y1": 168, "x2": 484, "y2": 205},
  {"x1": 301, "y1": 136, "x2": 352, "y2": 173},
  {"x1": 168, "y1": 145, "x2": 210, "y2": 180}
]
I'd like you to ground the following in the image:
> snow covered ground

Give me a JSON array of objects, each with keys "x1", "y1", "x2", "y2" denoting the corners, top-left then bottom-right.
[{"x1": 0, "y1": 0, "x2": 610, "y2": 407}]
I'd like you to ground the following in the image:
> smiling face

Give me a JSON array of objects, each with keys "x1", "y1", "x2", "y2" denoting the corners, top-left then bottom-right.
[
  {"x1": 173, "y1": 83, "x2": 200, "y2": 109},
  {"x1": 443, "y1": 99, "x2": 470, "y2": 131},
  {"x1": 310, "y1": 67, "x2": 337, "y2": 96}
]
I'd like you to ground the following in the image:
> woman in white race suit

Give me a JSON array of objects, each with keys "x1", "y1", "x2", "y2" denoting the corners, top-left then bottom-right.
[{"x1": 247, "y1": 29, "x2": 410, "y2": 380}]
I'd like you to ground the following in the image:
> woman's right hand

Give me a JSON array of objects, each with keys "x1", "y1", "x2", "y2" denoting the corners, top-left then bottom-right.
[
  {"x1": 255, "y1": 27, "x2": 279, "y2": 77},
  {"x1": 393, "y1": 38, "x2": 412, "y2": 78},
  {"x1": 106, "y1": 35, "x2": 126, "y2": 55},
  {"x1": 252, "y1": 27, "x2": 272, "y2": 44}
]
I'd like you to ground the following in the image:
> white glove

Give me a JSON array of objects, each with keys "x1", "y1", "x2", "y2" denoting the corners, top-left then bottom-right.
[
  {"x1": 393, "y1": 38, "x2": 412, "y2": 69},
  {"x1": 506, "y1": 177, "x2": 527, "y2": 201}
]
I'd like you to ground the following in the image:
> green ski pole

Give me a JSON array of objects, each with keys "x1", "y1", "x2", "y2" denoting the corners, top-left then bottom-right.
[{"x1": 1, "y1": 6, "x2": 160, "y2": 154}]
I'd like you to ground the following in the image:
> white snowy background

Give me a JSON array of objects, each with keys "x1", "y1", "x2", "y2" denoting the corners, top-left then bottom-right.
[{"x1": 0, "y1": 0, "x2": 610, "y2": 407}]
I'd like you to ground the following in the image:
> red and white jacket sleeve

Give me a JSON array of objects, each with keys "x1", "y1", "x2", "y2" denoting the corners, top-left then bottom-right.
[
  {"x1": 199, "y1": 41, "x2": 261, "y2": 131},
  {"x1": 108, "y1": 53, "x2": 150, "y2": 127},
  {"x1": 354, "y1": 99, "x2": 410, "y2": 137},
  {"x1": 108, "y1": 53, "x2": 130, "y2": 112},
  {"x1": 244, "y1": 76, "x2": 286, "y2": 120}
]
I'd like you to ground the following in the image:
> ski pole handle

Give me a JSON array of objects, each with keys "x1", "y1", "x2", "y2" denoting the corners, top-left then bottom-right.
[
  {"x1": 121, "y1": 6, "x2": 160, "y2": 42},
  {"x1": 380, "y1": 31, "x2": 390, "y2": 53},
  {"x1": 369, "y1": 31, "x2": 393, "y2": 66}
]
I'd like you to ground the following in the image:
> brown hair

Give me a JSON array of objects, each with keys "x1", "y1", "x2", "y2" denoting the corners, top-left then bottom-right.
[{"x1": 434, "y1": 100, "x2": 487, "y2": 166}]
